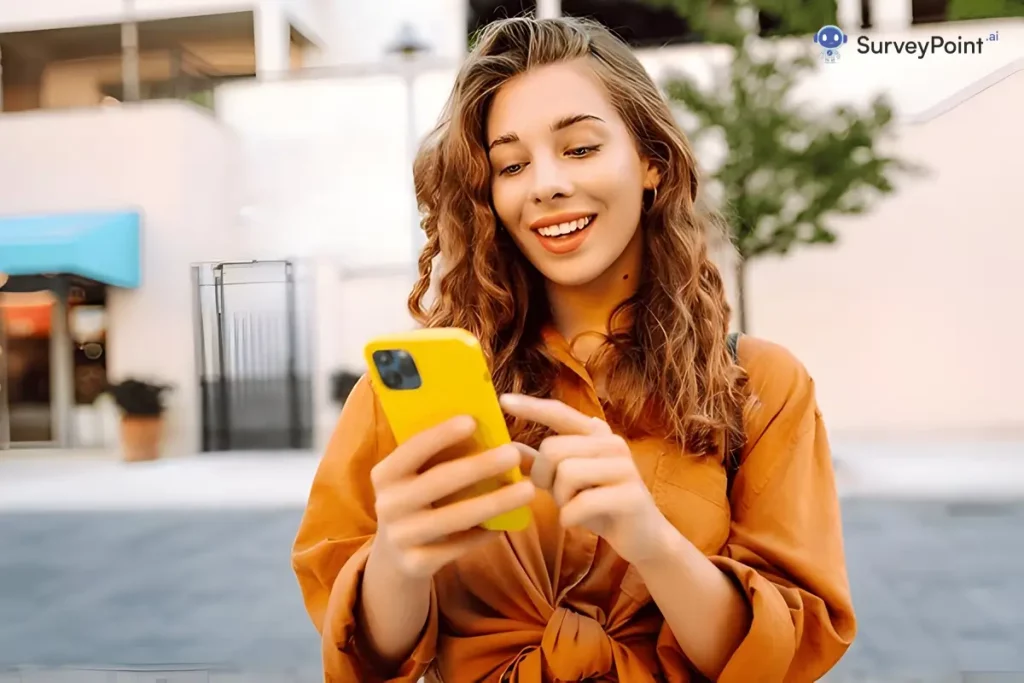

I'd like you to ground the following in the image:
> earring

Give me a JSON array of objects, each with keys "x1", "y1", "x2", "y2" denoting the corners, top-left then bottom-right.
[{"x1": 643, "y1": 186, "x2": 658, "y2": 213}]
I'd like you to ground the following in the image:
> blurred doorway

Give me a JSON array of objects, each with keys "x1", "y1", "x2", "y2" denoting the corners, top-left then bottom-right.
[{"x1": 0, "y1": 291, "x2": 56, "y2": 445}]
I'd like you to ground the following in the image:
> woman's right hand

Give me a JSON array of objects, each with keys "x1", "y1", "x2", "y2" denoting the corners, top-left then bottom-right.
[{"x1": 368, "y1": 415, "x2": 536, "y2": 580}]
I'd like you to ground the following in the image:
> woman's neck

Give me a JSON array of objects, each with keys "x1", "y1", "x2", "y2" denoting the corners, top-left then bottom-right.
[{"x1": 546, "y1": 228, "x2": 644, "y2": 364}]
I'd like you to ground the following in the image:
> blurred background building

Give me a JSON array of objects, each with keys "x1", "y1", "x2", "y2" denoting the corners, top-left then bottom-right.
[{"x1": 0, "y1": 0, "x2": 1020, "y2": 460}]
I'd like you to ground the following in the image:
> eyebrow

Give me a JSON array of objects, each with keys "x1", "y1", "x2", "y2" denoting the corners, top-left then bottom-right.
[{"x1": 488, "y1": 113, "x2": 605, "y2": 151}]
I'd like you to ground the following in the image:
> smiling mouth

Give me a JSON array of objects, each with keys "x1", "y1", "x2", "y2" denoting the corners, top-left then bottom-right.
[{"x1": 535, "y1": 214, "x2": 595, "y2": 238}]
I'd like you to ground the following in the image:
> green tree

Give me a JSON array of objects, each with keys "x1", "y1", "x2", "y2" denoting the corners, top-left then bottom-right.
[
  {"x1": 648, "y1": 0, "x2": 917, "y2": 332},
  {"x1": 948, "y1": 0, "x2": 1024, "y2": 20}
]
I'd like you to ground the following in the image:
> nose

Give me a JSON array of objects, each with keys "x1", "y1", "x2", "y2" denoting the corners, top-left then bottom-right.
[{"x1": 528, "y1": 154, "x2": 573, "y2": 204}]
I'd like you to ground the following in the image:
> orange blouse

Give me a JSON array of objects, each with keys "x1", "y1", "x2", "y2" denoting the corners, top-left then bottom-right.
[{"x1": 292, "y1": 333, "x2": 857, "y2": 682}]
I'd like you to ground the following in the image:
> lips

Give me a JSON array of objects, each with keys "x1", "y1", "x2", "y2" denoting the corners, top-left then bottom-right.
[{"x1": 531, "y1": 214, "x2": 597, "y2": 255}]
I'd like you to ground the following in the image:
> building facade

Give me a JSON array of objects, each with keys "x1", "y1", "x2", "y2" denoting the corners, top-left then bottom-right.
[{"x1": 0, "y1": 0, "x2": 1021, "y2": 456}]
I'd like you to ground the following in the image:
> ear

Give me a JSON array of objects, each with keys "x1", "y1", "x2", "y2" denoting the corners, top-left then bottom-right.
[{"x1": 643, "y1": 159, "x2": 661, "y2": 192}]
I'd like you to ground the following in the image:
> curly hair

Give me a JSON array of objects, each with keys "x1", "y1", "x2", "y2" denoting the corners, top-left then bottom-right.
[{"x1": 408, "y1": 15, "x2": 748, "y2": 458}]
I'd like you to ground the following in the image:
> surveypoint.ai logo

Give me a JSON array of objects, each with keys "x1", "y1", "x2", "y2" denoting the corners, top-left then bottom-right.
[
  {"x1": 814, "y1": 24, "x2": 1001, "y2": 63},
  {"x1": 813, "y1": 25, "x2": 848, "y2": 64}
]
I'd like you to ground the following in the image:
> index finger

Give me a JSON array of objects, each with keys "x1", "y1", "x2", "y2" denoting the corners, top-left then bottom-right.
[
  {"x1": 499, "y1": 394, "x2": 610, "y2": 436},
  {"x1": 371, "y1": 415, "x2": 476, "y2": 486}
]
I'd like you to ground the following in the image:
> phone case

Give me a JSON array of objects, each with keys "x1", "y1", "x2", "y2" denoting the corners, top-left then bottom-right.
[{"x1": 363, "y1": 327, "x2": 531, "y2": 532}]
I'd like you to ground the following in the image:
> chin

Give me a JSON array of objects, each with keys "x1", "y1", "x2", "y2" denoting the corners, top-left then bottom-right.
[{"x1": 536, "y1": 261, "x2": 609, "y2": 288}]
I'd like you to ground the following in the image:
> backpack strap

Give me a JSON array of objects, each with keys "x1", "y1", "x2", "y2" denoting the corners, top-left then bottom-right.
[
  {"x1": 726, "y1": 331, "x2": 740, "y2": 364},
  {"x1": 725, "y1": 332, "x2": 743, "y2": 496}
]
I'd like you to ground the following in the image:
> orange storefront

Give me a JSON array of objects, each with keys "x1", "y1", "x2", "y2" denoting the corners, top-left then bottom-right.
[{"x1": 0, "y1": 211, "x2": 137, "y2": 449}]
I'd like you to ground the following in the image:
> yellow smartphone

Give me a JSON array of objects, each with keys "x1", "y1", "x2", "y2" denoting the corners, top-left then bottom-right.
[{"x1": 363, "y1": 327, "x2": 532, "y2": 533}]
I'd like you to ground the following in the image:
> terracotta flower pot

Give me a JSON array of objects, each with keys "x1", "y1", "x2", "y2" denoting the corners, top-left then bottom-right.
[{"x1": 120, "y1": 416, "x2": 164, "y2": 462}]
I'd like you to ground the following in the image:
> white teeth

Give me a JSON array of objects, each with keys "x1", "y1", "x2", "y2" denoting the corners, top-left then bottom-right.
[{"x1": 537, "y1": 215, "x2": 593, "y2": 237}]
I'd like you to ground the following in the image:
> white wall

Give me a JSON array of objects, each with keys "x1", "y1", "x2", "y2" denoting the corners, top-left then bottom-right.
[
  {"x1": 0, "y1": 102, "x2": 243, "y2": 456},
  {"x1": 743, "y1": 69, "x2": 1023, "y2": 438},
  {"x1": 310, "y1": 0, "x2": 467, "y2": 67},
  {"x1": 217, "y1": 64, "x2": 461, "y2": 265},
  {"x1": 309, "y1": 262, "x2": 420, "y2": 448}
]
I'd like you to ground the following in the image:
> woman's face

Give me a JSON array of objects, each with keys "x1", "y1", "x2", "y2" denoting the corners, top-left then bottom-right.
[{"x1": 486, "y1": 60, "x2": 659, "y2": 288}]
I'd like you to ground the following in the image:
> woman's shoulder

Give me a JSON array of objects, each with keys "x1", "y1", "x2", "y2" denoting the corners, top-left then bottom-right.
[
  {"x1": 735, "y1": 335, "x2": 812, "y2": 388},
  {"x1": 734, "y1": 335, "x2": 821, "y2": 436},
  {"x1": 323, "y1": 373, "x2": 399, "y2": 464}
]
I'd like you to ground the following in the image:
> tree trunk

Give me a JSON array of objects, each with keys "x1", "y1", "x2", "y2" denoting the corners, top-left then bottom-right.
[{"x1": 735, "y1": 257, "x2": 748, "y2": 334}]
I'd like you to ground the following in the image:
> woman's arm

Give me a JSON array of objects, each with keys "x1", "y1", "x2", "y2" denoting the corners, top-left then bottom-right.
[
  {"x1": 632, "y1": 520, "x2": 752, "y2": 679},
  {"x1": 357, "y1": 540, "x2": 433, "y2": 667},
  {"x1": 292, "y1": 377, "x2": 439, "y2": 683},
  {"x1": 648, "y1": 340, "x2": 856, "y2": 683}
]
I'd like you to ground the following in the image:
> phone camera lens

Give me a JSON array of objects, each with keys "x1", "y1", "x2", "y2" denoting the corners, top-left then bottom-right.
[
  {"x1": 373, "y1": 349, "x2": 421, "y2": 390},
  {"x1": 396, "y1": 354, "x2": 417, "y2": 378}
]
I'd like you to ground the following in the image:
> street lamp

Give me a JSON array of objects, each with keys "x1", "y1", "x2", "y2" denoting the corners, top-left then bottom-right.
[
  {"x1": 386, "y1": 23, "x2": 431, "y2": 261},
  {"x1": 387, "y1": 22, "x2": 432, "y2": 60}
]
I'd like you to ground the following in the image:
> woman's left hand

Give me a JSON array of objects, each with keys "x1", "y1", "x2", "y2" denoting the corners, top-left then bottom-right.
[{"x1": 499, "y1": 393, "x2": 671, "y2": 567}]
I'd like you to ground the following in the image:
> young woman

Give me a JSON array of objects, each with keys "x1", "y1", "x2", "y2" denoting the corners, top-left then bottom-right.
[{"x1": 293, "y1": 15, "x2": 855, "y2": 683}]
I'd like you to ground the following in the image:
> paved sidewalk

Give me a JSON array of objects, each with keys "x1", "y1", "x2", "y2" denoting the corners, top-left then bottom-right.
[
  {"x1": 1, "y1": 438, "x2": 1022, "y2": 512},
  {"x1": 1, "y1": 441, "x2": 1022, "y2": 681},
  {"x1": 0, "y1": 501, "x2": 1022, "y2": 682}
]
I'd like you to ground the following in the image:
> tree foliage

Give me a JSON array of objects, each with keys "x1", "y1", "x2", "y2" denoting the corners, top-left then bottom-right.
[
  {"x1": 645, "y1": 0, "x2": 838, "y2": 45},
  {"x1": 664, "y1": 50, "x2": 909, "y2": 260},
  {"x1": 649, "y1": 0, "x2": 919, "y2": 330}
]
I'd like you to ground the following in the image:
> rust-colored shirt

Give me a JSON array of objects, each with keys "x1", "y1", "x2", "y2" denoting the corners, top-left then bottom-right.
[{"x1": 292, "y1": 333, "x2": 856, "y2": 682}]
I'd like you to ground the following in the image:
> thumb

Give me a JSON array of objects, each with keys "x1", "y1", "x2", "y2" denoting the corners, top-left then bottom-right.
[{"x1": 512, "y1": 442, "x2": 540, "y2": 476}]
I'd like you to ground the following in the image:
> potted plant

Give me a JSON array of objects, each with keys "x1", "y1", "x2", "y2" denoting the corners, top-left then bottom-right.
[{"x1": 103, "y1": 379, "x2": 173, "y2": 462}]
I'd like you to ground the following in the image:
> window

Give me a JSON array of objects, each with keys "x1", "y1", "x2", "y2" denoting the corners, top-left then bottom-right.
[
  {"x1": 758, "y1": 0, "x2": 838, "y2": 37},
  {"x1": 861, "y1": 0, "x2": 872, "y2": 28},
  {"x1": 468, "y1": 0, "x2": 848, "y2": 45},
  {"x1": 912, "y1": 0, "x2": 948, "y2": 23},
  {"x1": 101, "y1": 73, "x2": 251, "y2": 110},
  {"x1": 561, "y1": 0, "x2": 701, "y2": 47},
  {"x1": 469, "y1": 0, "x2": 538, "y2": 39},
  {"x1": 913, "y1": 0, "x2": 1024, "y2": 23},
  {"x1": 467, "y1": 0, "x2": 700, "y2": 47}
]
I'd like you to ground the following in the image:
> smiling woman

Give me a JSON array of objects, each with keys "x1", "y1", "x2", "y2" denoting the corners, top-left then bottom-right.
[
  {"x1": 487, "y1": 69, "x2": 655, "y2": 288},
  {"x1": 293, "y1": 15, "x2": 856, "y2": 683}
]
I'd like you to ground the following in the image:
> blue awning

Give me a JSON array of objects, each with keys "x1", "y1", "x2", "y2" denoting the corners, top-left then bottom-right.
[{"x1": 0, "y1": 210, "x2": 141, "y2": 288}]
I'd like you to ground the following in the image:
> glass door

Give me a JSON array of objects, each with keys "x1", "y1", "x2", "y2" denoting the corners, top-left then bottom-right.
[{"x1": 0, "y1": 291, "x2": 56, "y2": 445}]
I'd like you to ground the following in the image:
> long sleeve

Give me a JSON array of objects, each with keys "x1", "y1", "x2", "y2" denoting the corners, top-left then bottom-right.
[
  {"x1": 291, "y1": 375, "x2": 439, "y2": 682},
  {"x1": 659, "y1": 339, "x2": 857, "y2": 682}
]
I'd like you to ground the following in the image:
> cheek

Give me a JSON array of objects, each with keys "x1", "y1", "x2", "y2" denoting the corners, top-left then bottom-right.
[
  {"x1": 597, "y1": 161, "x2": 644, "y2": 228},
  {"x1": 591, "y1": 149, "x2": 643, "y2": 201},
  {"x1": 490, "y1": 181, "x2": 536, "y2": 256},
  {"x1": 490, "y1": 180, "x2": 518, "y2": 230}
]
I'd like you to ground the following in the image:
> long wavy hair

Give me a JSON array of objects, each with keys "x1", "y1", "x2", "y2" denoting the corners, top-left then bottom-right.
[{"x1": 409, "y1": 15, "x2": 748, "y2": 458}]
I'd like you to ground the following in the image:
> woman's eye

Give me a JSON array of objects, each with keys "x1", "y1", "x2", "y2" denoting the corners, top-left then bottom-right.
[
  {"x1": 567, "y1": 145, "x2": 599, "y2": 157},
  {"x1": 500, "y1": 163, "x2": 525, "y2": 176}
]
